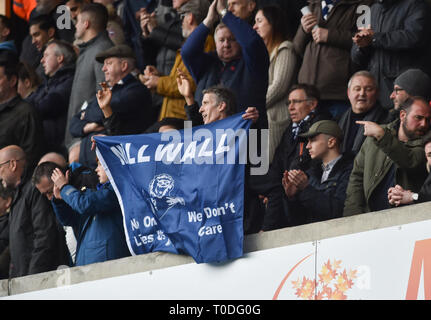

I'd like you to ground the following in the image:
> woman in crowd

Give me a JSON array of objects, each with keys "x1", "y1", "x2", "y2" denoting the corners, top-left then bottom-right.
[
  {"x1": 253, "y1": 5, "x2": 298, "y2": 163},
  {"x1": 17, "y1": 61, "x2": 41, "y2": 103}
]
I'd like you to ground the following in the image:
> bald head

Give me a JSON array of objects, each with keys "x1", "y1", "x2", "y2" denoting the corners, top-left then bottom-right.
[
  {"x1": 38, "y1": 152, "x2": 67, "y2": 169},
  {"x1": 0, "y1": 145, "x2": 26, "y2": 163},
  {"x1": 0, "y1": 145, "x2": 27, "y2": 188}
]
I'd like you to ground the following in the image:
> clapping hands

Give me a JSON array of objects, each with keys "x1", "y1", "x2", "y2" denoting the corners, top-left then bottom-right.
[
  {"x1": 352, "y1": 26, "x2": 374, "y2": 48},
  {"x1": 282, "y1": 169, "x2": 309, "y2": 199}
]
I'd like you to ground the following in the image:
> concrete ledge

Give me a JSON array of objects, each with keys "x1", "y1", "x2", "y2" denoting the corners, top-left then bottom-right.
[
  {"x1": 244, "y1": 202, "x2": 431, "y2": 252},
  {"x1": 4, "y1": 252, "x2": 194, "y2": 297},
  {"x1": 1, "y1": 202, "x2": 431, "y2": 297}
]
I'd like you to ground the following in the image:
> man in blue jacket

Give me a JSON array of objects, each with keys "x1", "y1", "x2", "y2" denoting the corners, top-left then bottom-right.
[
  {"x1": 181, "y1": 0, "x2": 269, "y2": 129},
  {"x1": 50, "y1": 158, "x2": 130, "y2": 267}
]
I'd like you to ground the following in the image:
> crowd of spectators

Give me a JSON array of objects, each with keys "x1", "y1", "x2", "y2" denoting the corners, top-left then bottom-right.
[{"x1": 0, "y1": 0, "x2": 430, "y2": 279}]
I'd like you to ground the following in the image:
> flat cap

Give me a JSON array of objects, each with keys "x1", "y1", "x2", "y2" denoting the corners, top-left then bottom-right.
[
  {"x1": 177, "y1": 0, "x2": 211, "y2": 25},
  {"x1": 299, "y1": 120, "x2": 343, "y2": 140},
  {"x1": 95, "y1": 44, "x2": 136, "y2": 63}
]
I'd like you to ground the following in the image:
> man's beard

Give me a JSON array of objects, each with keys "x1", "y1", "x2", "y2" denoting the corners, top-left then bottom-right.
[
  {"x1": 402, "y1": 119, "x2": 425, "y2": 140},
  {"x1": 1, "y1": 177, "x2": 15, "y2": 189}
]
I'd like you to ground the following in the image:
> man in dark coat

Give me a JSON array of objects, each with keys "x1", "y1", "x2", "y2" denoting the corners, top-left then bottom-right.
[
  {"x1": 351, "y1": 0, "x2": 430, "y2": 109},
  {"x1": 28, "y1": 40, "x2": 76, "y2": 155},
  {"x1": 252, "y1": 84, "x2": 332, "y2": 231},
  {"x1": 338, "y1": 71, "x2": 388, "y2": 158},
  {"x1": 0, "y1": 145, "x2": 69, "y2": 278},
  {"x1": 0, "y1": 52, "x2": 45, "y2": 171},
  {"x1": 0, "y1": 181, "x2": 13, "y2": 280},
  {"x1": 281, "y1": 120, "x2": 353, "y2": 224},
  {"x1": 70, "y1": 44, "x2": 153, "y2": 169},
  {"x1": 294, "y1": 0, "x2": 374, "y2": 119},
  {"x1": 124, "y1": 0, "x2": 163, "y2": 70},
  {"x1": 181, "y1": 0, "x2": 269, "y2": 129},
  {"x1": 139, "y1": 0, "x2": 184, "y2": 119},
  {"x1": 28, "y1": 14, "x2": 57, "y2": 79}
]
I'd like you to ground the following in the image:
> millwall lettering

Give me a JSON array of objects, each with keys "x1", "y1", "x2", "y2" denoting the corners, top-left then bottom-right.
[
  {"x1": 112, "y1": 140, "x2": 234, "y2": 165},
  {"x1": 110, "y1": 128, "x2": 248, "y2": 165}
]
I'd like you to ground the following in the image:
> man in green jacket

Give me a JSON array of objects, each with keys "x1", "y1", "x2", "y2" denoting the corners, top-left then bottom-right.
[{"x1": 343, "y1": 96, "x2": 431, "y2": 216}]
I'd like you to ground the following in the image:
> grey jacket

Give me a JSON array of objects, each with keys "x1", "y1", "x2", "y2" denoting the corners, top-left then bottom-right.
[{"x1": 65, "y1": 31, "x2": 114, "y2": 148}]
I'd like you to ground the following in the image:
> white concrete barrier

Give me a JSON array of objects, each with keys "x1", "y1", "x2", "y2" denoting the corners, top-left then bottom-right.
[{"x1": 1, "y1": 202, "x2": 431, "y2": 299}]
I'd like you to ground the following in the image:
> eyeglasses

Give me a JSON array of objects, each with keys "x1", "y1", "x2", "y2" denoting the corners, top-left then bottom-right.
[
  {"x1": 0, "y1": 160, "x2": 11, "y2": 168},
  {"x1": 180, "y1": 13, "x2": 189, "y2": 21},
  {"x1": 287, "y1": 99, "x2": 312, "y2": 106},
  {"x1": 393, "y1": 88, "x2": 405, "y2": 94},
  {"x1": 0, "y1": 158, "x2": 24, "y2": 168}
]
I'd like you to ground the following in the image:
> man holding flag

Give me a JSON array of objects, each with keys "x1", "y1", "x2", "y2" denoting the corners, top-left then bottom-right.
[{"x1": 94, "y1": 76, "x2": 259, "y2": 264}]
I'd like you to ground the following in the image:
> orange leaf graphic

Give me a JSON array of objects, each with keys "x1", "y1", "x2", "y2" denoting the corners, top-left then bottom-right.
[
  {"x1": 299, "y1": 278, "x2": 315, "y2": 300},
  {"x1": 292, "y1": 278, "x2": 301, "y2": 289},
  {"x1": 332, "y1": 259, "x2": 342, "y2": 271},
  {"x1": 291, "y1": 259, "x2": 356, "y2": 300},
  {"x1": 319, "y1": 271, "x2": 334, "y2": 285},
  {"x1": 348, "y1": 269, "x2": 357, "y2": 279},
  {"x1": 335, "y1": 275, "x2": 349, "y2": 292},
  {"x1": 330, "y1": 289, "x2": 347, "y2": 300},
  {"x1": 295, "y1": 287, "x2": 303, "y2": 298}
]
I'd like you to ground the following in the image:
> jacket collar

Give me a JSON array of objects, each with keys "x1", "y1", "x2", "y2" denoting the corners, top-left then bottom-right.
[
  {"x1": 78, "y1": 30, "x2": 110, "y2": 51},
  {"x1": 10, "y1": 167, "x2": 32, "y2": 208},
  {"x1": 309, "y1": 152, "x2": 352, "y2": 178},
  {"x1": 111, "y1": 73, "x2": 136, "y2": 91},
  {"x1": 0, "y1": 95, "x2": 21, "y2": 113},
  {"x1": 47, "y1": 64, "x2": 76, "y2": 81},
  {"x1": 270, "y1": 40, "x2": 294, "y2": 62}
]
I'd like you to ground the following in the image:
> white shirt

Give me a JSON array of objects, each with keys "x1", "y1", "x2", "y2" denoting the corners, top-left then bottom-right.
[{"x1": 321, "y1": 155, "x2": 342, "y2": 183}]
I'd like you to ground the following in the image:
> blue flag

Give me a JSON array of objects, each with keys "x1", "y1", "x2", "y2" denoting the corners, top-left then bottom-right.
[{"x1": 94, "y1": 113, "x2": 251, "y2": 263}]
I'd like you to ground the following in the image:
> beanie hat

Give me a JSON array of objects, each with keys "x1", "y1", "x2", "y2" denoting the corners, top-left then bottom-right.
[{"x1": 394, "y1": 69, "x2": 431, "y2": 101}]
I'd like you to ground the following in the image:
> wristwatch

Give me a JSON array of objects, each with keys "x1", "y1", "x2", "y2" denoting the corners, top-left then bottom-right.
[
  {"x1": 220, "y1": 8, "x2": 228, "y2": 18},
  {"x1": 412, "y1": 193, "x2": 419, "y2": 201}
]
